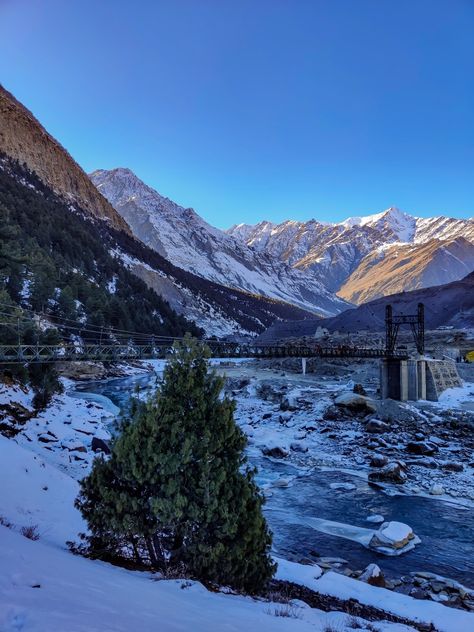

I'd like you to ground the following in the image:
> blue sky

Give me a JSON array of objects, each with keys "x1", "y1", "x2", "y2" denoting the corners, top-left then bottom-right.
[{"x1": 1, "y1": 0, "x2": 473, "y2": 228}]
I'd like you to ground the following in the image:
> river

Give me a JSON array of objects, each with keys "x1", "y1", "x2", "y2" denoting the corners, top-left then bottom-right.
[{"x1": 70, "y1": 367, "x2": 474, "y2": 589}]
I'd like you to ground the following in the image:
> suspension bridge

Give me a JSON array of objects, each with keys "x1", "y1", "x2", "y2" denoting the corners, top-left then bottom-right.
[{"x1": 0, "y1": 340, "x2": 408, "y2": 364}]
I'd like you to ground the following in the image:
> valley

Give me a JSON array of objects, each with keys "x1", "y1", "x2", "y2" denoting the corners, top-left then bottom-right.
[{"x1": 1, "y1": 14, "x2": 473, "y2": 630}]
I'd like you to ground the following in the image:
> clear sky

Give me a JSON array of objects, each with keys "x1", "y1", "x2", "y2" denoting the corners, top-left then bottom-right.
[{"x1": 1, "y1": 0, "x2": 473, "y2": 228}]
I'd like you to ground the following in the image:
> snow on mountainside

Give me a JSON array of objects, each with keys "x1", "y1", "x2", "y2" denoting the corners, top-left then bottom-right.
[
  {"x1": 229, "y1": 208, "x2": 474, "y2": 303},
  {"x1": 90, "y1": 168, "x2": 347, "y2": 317}
]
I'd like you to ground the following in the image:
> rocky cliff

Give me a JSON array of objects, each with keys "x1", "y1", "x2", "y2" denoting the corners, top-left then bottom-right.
[{"x1": 0, "y1": 85, "x2": 129, "y2": 233}]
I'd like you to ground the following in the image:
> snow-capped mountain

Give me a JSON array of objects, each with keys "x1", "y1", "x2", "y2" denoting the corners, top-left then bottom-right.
[
  {"x1": 90, "y1": 168, "x2": 348, "y2": 317},
  {"x1": 229, "y1": 208, "x2": 474, "y2": 303}
]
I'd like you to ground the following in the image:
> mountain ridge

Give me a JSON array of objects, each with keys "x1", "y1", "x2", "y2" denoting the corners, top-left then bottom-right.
[
  {"x1": 0, "y1": 85, "x2": 130, "y2": 234},
  {"x1": 229, "y1": 207, "x2": 474, "y2": 303},
  {"x1": 90, "y1": 168, "x2": 348, "y2": 317}
]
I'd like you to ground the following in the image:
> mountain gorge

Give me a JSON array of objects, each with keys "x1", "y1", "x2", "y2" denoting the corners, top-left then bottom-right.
[{"x1": 229, "y1": 208, "x2": 474, "y2": 303}]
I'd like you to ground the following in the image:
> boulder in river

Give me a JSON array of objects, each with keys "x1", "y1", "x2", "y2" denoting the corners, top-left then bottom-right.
[
  {"x1": 442, "y1": 461, "x2": 464, "y2": 472},
  {"x1": 261, "y1": 445, "x2": 289, "y2": 459},
  {"x1": 370, "y1": 454, "x2": 389, "y2": 468},
  {"x1": 290, "y1": 441, "x2": 308, "y2": 453},
  {"x1": 369, "y1": 521, "x2": 420, "y2": 555},
  {"x1": 429, "y1": 484, "x2": 445, "y2": 495},
  {"x1": 366, "y1": 514, "x2": 385, "y2": 524},
  {"x1": 368, "y1": 461, "x2": 407, "y2": 484}
]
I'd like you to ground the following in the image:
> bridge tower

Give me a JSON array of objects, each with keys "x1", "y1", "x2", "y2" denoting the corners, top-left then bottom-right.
[
  {"x1": 381, "y1": 303, "x2": 426, "y2": 401},
  {"x1": 385, "y1": 302, "x2": 425, "y2": 356}
]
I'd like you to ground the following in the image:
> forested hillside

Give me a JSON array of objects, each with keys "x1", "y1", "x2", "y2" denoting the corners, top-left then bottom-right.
[{"x1": 0, "y1": 155, "x2": 201, "y2": 342}]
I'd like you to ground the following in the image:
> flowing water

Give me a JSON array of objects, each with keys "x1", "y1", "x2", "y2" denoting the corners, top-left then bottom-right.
[{"x1": 71, "y1": 370, "x2": 474, "y2": 588}]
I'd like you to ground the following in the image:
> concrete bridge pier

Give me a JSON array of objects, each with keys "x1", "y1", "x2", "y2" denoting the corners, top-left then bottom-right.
[
  {"x1": 380, "y1": 358, "x2": 426, "y2": 402},
  {"x1": 381, "y1": 357, "x2": 462, "y2": 402},
  {"x1": 301, "y1": 357, "x2": 307, "y2": 375}
]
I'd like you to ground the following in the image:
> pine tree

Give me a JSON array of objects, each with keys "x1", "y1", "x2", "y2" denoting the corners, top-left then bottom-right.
[{"x1": 76, "y1": 337, "x2": 275, "y2": 592}]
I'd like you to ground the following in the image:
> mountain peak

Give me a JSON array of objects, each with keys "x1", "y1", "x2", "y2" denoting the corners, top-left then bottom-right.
[{"x1": 340, "y1": 206, "x2": 416, "y2": 241}]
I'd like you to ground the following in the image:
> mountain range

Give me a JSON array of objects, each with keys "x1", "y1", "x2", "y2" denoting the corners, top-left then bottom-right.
[
  {"x1": 90, "y1": 168, "x2": 347, "y2": 317},
  {"x1": 229, "y1": 208, "x2": 474, "y2": 304}
]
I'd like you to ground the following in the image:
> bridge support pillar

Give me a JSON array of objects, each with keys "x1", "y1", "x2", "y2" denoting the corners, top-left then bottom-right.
[
  {"x1": 301, "y1": 357, "x2": 307, "y2": 375},
  {"x1": 380, "y1": 358, "x2": 426, "y2": 401}
]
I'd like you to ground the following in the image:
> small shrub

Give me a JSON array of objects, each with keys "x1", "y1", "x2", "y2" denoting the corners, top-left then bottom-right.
[
  {"x1": 266, "y1": 602, "x2": 301, "y2": 619},
  {"x1": 20, "y1": 524, "x2": 40, "y2": 541}
]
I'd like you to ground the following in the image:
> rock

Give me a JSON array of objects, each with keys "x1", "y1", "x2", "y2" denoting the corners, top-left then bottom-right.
[
  {"x1": 262, "y1": 412, "x2": 272, "y2": 420},
  {"x1": 280, "y1": 396, "x2": 298, "y2": 412},
  {"x1": 365, "y1": 419, "x2": 390, "y2": 434},
  {"x1": 38, "y1": 432, "x2": 58, "y2": 443},
  {"x1": 334, "y1": 392, "x2": 377, "y2": 415},
  {"x1": 278, "y1": 412, "x2": 293, "y2": 425},
  {"x1": 64, "y1": 441, "x2": 87, "y2": 453},
  {"x1": 272, "y1": 477, "x2": 292, "y2": 488},
  {"x1": 369, "y1": 461, "x2": 407, "y2": 484},
  {"x1": 369, "y1": 521, "x2": 419, "y2": 554},
  {"x1": 293, "y1": 430, "x2": 307, "y2": 440},
  {"x1": 442, "y1": 461, "x2": 464, "y2": 472},
  {"x1": 359, "y1": 563, "x2": 385, "y2": 587},
  {"x1": 353, "y1": 383, "x2": 367, "y2": 396},
  {"x1": 406, "y1": 441, "x2": 438, "y2": 456},
  {"x1": 370, "y1": 454, "x2": 389, "y2": 468},
  {"x1": 411, "y1": 588, "x2": 429, "y2": 600},
  {"x1": 322, "y1": 405, "x2": 344, "y2": 421},
  {"x1": 91, "y1": 437, "x2": 111, "y2": 454},
  {"x1": 366, "y1": 514, "x2": 385, "y2": 524},
  {"x1": 290, "y1": 441, "x2": 308, "y2": 453},
  {"x1": 261, "y1": 445, "x2": 289, "y2": 459},
  {"x1": 429, "y1": 484, "x2": 445, "y2": 495},
  {"x1": 406, "y1": 457, "x2": 437, "y2": 469}
]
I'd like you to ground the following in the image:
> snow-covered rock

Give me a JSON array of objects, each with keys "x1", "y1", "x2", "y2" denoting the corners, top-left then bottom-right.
[
  {"x1": 368, "y1": 461, "x2": 407, "y2": 484},
  {"x1": 366, "y1": 514, "x2": 385, "y2": 524},
  {"x1": 359, "y1": 563, "x2": 385, "y2": 587},
  {"x1": 369, "y1": 521, "x2": 420, "y2": 555}
]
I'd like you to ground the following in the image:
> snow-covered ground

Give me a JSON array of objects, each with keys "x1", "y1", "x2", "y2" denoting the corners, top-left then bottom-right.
[{"x1": 2, "y1": 366, "x2": 474, "y2": 631}]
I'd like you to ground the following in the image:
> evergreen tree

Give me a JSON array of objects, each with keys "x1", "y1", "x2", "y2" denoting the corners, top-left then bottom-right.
[{"x1": 76, "y1": 337, "x2": 275, "y2": 593}]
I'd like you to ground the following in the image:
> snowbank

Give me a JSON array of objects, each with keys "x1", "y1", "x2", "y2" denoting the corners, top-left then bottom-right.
[
  {"x1": 0, "y1": 435, "x2": 84, "y2": 547},
  {"x1": 0, "y1": 527, "x2": 412, "y2": 632}
]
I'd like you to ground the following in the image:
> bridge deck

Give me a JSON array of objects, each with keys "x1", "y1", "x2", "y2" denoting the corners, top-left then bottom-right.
[{"x1": 0, "y1": 343, "x2": 408, "y2": 363}]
